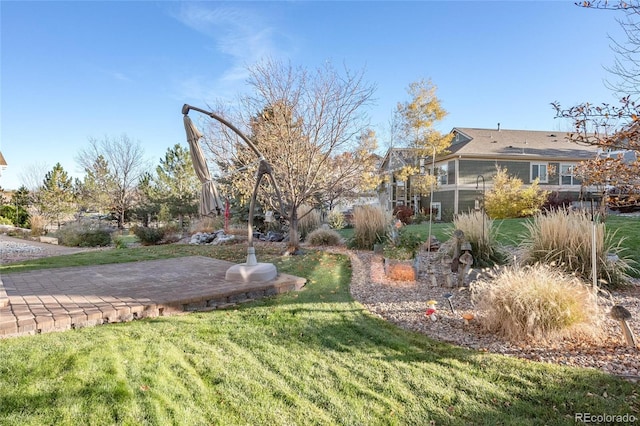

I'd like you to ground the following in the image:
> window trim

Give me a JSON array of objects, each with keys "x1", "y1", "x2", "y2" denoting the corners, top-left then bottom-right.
[
  {"x1": 531, "y1": 163, "x2": 549, "y2": 183},
  {"x1": 560, "y1": 163, "x2": 578, "y2": 186}
]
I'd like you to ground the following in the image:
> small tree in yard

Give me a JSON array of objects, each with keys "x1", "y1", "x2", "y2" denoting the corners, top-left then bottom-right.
[
  {"x1": 394, "y1": 79, "x2": 454, "y2": 201},
  {"x1": 484, "y1": 167, "x2": 549, "y2": 219},
  {"x1": 76, "y1": 155, "x2": 116, "y2": 215},
  {"x1": 37, "y1": 163, "x2": 76, "y2": 229},
  {"x1": 204, "y1": 59, "x2": 376, "y2": 252},
  {"x1": 153, "y1": 144, "x2": 199, "y2": 227},
  {"x1": 76, "y1": 135, "x2": 148, "y2": 229}
]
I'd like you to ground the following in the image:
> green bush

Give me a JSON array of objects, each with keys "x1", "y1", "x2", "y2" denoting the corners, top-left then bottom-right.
[
  {"x1": 471, "y1": 264, "x2": 600, "y2": 342},
  {"x1": 0, "y1": 216, "x2": 13, "y2": 225},
  {"x1": 132, "y1": 226, "x2": 166, "y2": 246},
  {"x1": 327, "y1": 210, "x2": 346, "y2": 230},
  {"x1": 383, "y1": 226, "x2": 423, "y2": 259},
  {"x1": 521, "y1": 208, "x2": 635, "y2": 288},
  {"x1": 350, "y1": 205, "x2": 389, "y2": 250},
  {"x1": 382, "y1": 245, "x2": 414, "y2": 260},
  {"x1": 306, "y1": 228, "x2": 342, "y2": 246},
  {"x1": 55, "y1": 221, "x2": 112, "y2": 247},
  {"x1": 395, "y1": 226, "x2": 422, "y2": 253}
]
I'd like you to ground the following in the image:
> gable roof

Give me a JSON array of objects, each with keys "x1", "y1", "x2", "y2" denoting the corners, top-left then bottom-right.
[
  {"x1": 445, "y1": 127, "x2": 600, "y2": 161},
  {"x1": 380, "y1": 147, "x2": 417, "y2": 172},
  {"x1": 0, "y1": 151, "x2": 6, "y2": 167}
]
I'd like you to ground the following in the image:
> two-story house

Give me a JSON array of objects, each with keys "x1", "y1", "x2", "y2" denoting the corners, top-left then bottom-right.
[
  {"x1": 379, "y1": 127, "x2": 601, "y2": 219},
  {"x1": 0, "y1": 151, "x2": 7, "y2": 179}
]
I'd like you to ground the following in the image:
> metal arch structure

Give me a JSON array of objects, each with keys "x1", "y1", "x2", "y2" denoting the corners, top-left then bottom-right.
[{"x1": 182, "y1": 104, "x2": 285, "y2": 282}]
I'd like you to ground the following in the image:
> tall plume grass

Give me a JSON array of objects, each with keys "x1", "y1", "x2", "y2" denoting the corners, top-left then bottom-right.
[
  {"x1": 297, "y1": 205, "x2": 322, "y2": 240},
  {"x1": 28, "y1": 214, "x2": 46, "y2": 237},
  {"x1": 453, "y1": 211, "x2": 506, "y2": 267},
  {"x1": 351, "y1": 205, "x2": 390, "y2": 250},
  {"x1": 521, "y1": 208, "x2": 635, "y2": 288},
  {"x1": 471, "y1": 264, "x2": 601, "y2": 342}
]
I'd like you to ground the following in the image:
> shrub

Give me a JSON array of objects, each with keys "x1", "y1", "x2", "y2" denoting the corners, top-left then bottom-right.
[
  {"x1": 471, "y1": 264, "x2": 600, "y2": 342},
  {"x1": 452, "y1": 211, "x2": 507, "y2": 267},
  {"x1": 394, "y1": 226, "x2": 422, "y2": 255},
  {"x1": 484, "y1": 167, "x2": 549, "y2": 219},
  {"x1": 521, "y1": 208, "x2": 634, "y2": 288},
  {"x1": 29, "y1": 214, "x2": 46, "y2": 237},
  {"x1": 298, "y1": 205, "x2": 322, "y2": 240},
  {"x1": 413, "y1": 211, "x2": 430, "y2": 224},
  {"x1": 327, "y1": 210, "x2": 346, "y2": 230},
  {"x1": 306, "y1": 228, "x2": 342, "y2": 246},
  {"x1": 132, "y1": 226, "x2": 166, "y2": 246},
  {"x1": 542, "y1": 191, "x2": 573, "y2": 212},
  {"x1": 113, "y1": 236, "x2": 128, "y2": 249},
  {"x1": 190, "y1": 216, "x2": 225, "y2": 234},
  {"x1": 350, "y1": 205, "x2": 390, "y2": 250},
  {"x1": 0, "y1": 216, "x2": 13, "y2": 225},
  {"x1": 383, "y1": 245, "x2": 414, "y2": 260},
  {"x1": 393, "y1": 205, "x2": 414, "y2": 224},
  {"x1": 55, "y1": 221, "x2": 112, "y2": 247}
]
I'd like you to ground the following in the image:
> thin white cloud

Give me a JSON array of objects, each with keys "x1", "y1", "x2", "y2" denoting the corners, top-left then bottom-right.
[
  {"x1": 172, "y1": 3, "x2": 295, "y2": 100},
  {"x1": 95, "y1": 68, "x2": 134, "y2": 83}
]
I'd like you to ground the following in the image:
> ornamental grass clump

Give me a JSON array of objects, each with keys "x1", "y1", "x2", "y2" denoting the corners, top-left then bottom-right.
[
  {"x1": 306, "y1": 228, "x2": 342, "y2": 246},
  {"x1": 453, "y1": 211, "x2": 507, "y2": 267},
  {"x1": 350, "y1": 205, "x2": 389, "y2": 250},
  {"x1": 471, "y1": 264, "x2": 600, "y2": 342},
  {"x1": 521, "y1": 208, "x2": 635, "y2": 288},
  {"x1": 298, "y1": 205, "x2": 322, "y2": 240}
]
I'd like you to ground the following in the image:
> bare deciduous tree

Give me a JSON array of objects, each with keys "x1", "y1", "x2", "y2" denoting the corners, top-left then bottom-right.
[
  {"x1": 19, "y1": 161, "x2": 50, "y2": 192},
  {"x1": 579, "y1": 1, "x2": 640, "y2": 99},
  {"x1": 76, "y1": 134, "x2": 148, "y2": 228},
  {"x1": 204, "y1": 59, "x2": 376, "y2": 250}
]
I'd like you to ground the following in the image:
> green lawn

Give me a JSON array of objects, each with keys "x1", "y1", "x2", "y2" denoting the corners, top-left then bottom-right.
[{"x1": 0, "y1": 244, "x2": 637, "y2": 425}]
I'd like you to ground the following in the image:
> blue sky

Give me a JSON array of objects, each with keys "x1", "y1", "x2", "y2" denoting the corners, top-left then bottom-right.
[{"x1": 0, "y1": 0, "x2": 626, "y2": 190}]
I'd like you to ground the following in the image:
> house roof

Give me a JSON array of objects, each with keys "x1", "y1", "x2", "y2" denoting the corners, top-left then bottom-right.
[
  {"x1": 445, "y1": 127, "x2": 600, "y2": 161},
  {"x1": 0, "y1": 151, "x2": 6, "y2": 167},
  {"x1": 380, "y1": 147, "x2": 417, "y2": 171}
]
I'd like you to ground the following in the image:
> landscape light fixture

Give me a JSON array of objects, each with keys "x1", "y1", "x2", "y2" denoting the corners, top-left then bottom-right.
[{"x1": 182, "y1": 104, "x2": 284, "y2": 283}]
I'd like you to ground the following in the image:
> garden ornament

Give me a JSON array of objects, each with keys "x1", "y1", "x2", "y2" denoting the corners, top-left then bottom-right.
[
  {"x1": 426, "y1": 300, "x2": 438, "y2": 321},
  {"x1": 610, "y1": 305, "x2": 637, "y2": 349},
  {"x1": 443, "y1": 293, "x2": 455, "y2": 314}
]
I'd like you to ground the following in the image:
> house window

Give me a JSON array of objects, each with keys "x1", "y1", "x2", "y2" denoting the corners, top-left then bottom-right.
[
  {"x1": 560, "y1": 164, "x2": 577, "y2": 185},
  {"x1": 437, "y1": 164, "x2": 448, "y2": 185},
  {"x1": 430, "y1": 202, "x2": 442, "y2": 221},
  {"x1": 531, "y1": 163, "x2": 548, "y2": 183}
]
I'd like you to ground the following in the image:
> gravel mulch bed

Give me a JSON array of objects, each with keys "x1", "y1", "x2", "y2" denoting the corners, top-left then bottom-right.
[
  {"x1": 0, "y1": 235, "x2": 105, "y2": 264},
  {"x1": 340, "y1": 248, "x2": 640, "y2": 381}
]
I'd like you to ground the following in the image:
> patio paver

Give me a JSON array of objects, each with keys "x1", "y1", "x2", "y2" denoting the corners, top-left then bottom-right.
[{"x1": 0, "y1": 256, "x2": 305, "y2": 338}]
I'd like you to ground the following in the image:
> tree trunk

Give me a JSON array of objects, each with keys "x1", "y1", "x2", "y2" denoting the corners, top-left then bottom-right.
[{"x1": 287, "y1": 205, "x2": 300, "y2": 254}]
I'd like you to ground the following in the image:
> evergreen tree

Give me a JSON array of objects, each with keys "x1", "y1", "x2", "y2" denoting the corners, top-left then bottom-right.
[
  {"x1": 133, "y1": 172, "x2": 161, "y2": 226},
  {"x1": 77, "y1": 155, "x2": 117, "y2": 214},
  {"x1": 12, "y1": 185, "x2": 31, "y2": 227},
  {"x1": 38, "y1": 163, "x2": 75, "y2": 228},
  {"x1": 153, "y1": 144, "x2": 199, "y2": 226}
]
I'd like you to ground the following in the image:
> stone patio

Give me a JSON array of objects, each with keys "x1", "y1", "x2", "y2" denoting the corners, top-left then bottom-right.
[{"x1": 0, "y1": 256, "x2": 306, "y2": 338}]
